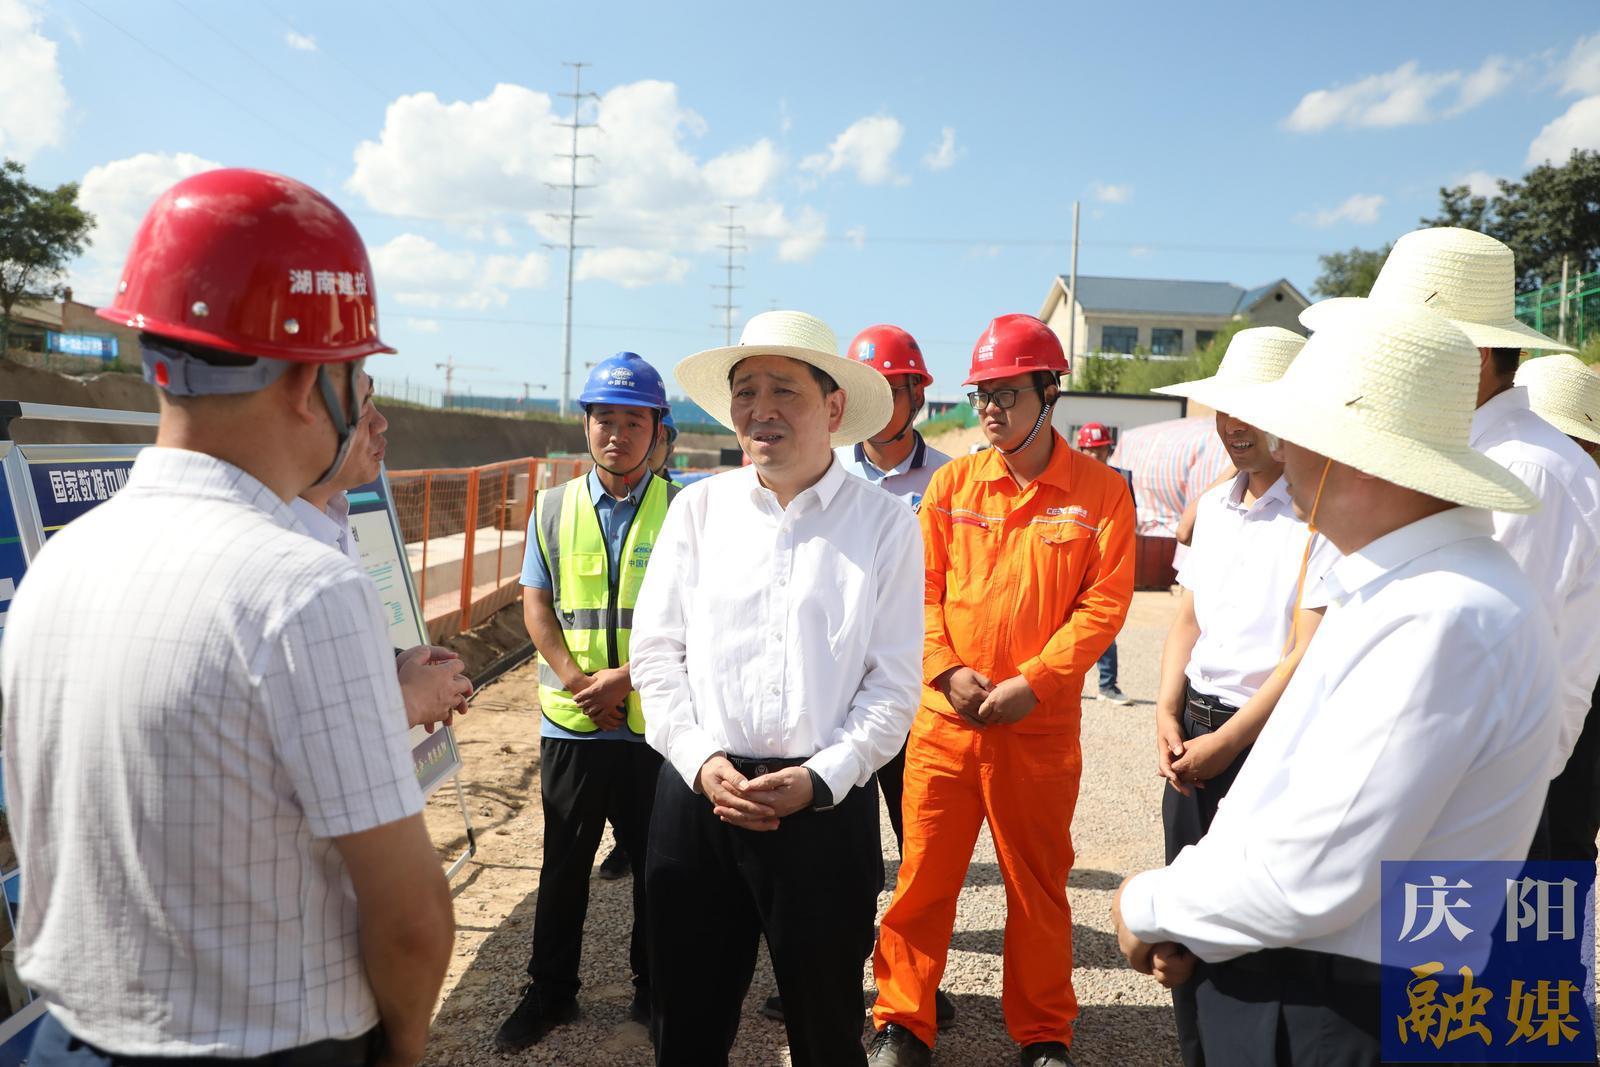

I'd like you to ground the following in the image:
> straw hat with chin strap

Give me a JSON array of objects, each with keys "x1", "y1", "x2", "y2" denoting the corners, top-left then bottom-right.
[
  {"x1": 1515, "y1": 354, "x2": 1600, "y2": 447},
  {"x1": 1151, "y1": 326, "x2": 1306, "y2": 410},
  {"x1": 1300, "y1": 227, "x2": 1575, "y2": 353},
  {"x1": 1216, "y1": 302, "x2": 1539, "y2": 513},
  {"x1": 676, "y1": 310, "x2": 893, "y2": 446}
]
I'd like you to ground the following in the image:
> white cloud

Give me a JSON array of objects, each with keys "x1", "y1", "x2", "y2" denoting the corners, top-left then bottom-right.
[
  {"x1": 966, "y1": 244, "x2": 1002, "y2": 260},
  {"x1": 1556, "y1": 34, "x2": 1600, "y2": 96},
  {"x1": 1284, "y1": 56, "x2": 1513, "y2": 132},
  {"x1": 1455, "y1": 169, "x2": 1501, "y2": 198},
  {"x1": 284, "y1": 30, "x2": 316, "y2": 52},
  {"x1": 72, "y1": 151, "x2": 221, "y2": 303},
  {"x1": 1091, "y1": 181, "x2": 1132, "y2": 204},
  {"x1": 575, "y1": 248, "x2": 689, "y2": 288},
  {"x1": 800, "y1": 115, "x2": 907, "y2": 186},
  {"x1": 370, "y1": 233, "x2": 548, "y2": 309},
  {"x1": 844, "y1": 225, "x2": 866, "y2": 249},
  {"x1": 348, "y1": 79, "x2": 832, "y2": 276},
  {"x1": 922, "y1": 127, "x2": 961, "y2": 171},
  {"x1": 405, "y1": 317, "x2": 440, "y2": 333},
  {"x1": 1528, "y1": 95, "x2": 1600, "y2": 165},
  {"x1": 0, "y1": 0, "x2": 69, "y2": 162},
  {"x1": 1295, "y1": 193, "x2": 1386, "y2": 228},
  {"x1": 1129, "y1": 245, "x2": 1152, "y2": 258}
]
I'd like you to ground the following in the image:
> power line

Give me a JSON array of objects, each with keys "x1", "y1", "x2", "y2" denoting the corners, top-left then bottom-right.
[
  {"x1": 712, "y1": 205, "x2": 745, "y2": 344},
  {"x1": 255, "y1": 0, "x2": 396, "y2": 107},
  {"x1": 545, "y1": 61, "x2": 599, "y2": 418}
]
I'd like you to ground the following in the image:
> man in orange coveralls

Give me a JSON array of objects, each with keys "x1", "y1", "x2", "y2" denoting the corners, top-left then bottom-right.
[{"x1": 866, "y1": 314, "x2": 1136, "y2": 1067}]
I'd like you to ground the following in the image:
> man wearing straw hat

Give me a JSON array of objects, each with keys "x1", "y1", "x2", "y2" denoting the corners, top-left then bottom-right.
[
  {"x1": 869, "y1": 314, "x2": 1135, "y2": 1067},
  {"x1": 1302, "y1": 227, "x2": 1600, "y2": 861},
  {"x1": 1145, "y1": 326, "x2": 1339, "y2": 1067},
  {"x1": 1112, "y1": 301, "x2": 1558, "y2": 1065},
  {"x1": 630, "y1": 311, "x2": 922, "y2": 1067},
  {"x1": 1516, "y1": 354, "x2": 1600, "y2": 863}
]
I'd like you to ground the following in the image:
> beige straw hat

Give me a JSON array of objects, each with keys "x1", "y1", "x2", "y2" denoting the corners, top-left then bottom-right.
[
  {"x1": 1300, "y1": 227, "x2": 1575, "y2": 353},
  {"x1": 1515, "y1": 354, "x2": 1600, "y2": 446},
  {"x1": 676, "y1": 310, "x2": 893, "y2": 446},
  {"x1": 1151, "y1": 326, "x2": 1306, "y2": 410},
  {"x1": 1224, "y1": 301, "x2": 1538, "y2": 512}
]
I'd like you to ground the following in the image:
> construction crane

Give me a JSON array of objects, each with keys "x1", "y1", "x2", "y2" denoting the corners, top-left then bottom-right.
[{"x1": 434, "y1": 355, "x2": 496, "y2": 409}]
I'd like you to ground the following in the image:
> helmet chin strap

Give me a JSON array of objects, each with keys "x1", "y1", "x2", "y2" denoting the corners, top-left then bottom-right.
[
  {"x1": 869, "y1": 406, "x2": 920, "y2": 446},
  {"x1": 309, "y1": 364, "x2": 361, "y2": 488},
  {"x1": 586, "y1": 410, "x2": 658, "y2": 483},
  {"x1": 999, "y1": 399, "x2": 1054, "y2": 456}
]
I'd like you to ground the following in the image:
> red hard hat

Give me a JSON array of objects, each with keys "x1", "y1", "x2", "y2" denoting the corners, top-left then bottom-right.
[
  {"x1": 964, "y1": 314, "x2": 1069, "y2": 385},
  {"x1": 1076, "y1": 422, "x2": 1112, "y2": 449},
  {"x1": 849, "y1": 324, "x2": 933, "y2": 387},
  {"x1": 96, "y1": 168, "x2": 392, "y2": 363}
]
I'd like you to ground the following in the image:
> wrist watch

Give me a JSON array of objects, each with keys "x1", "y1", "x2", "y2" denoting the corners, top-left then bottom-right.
[{"x1": 806, "y1": 768, "x2": 835, "y2": 812}]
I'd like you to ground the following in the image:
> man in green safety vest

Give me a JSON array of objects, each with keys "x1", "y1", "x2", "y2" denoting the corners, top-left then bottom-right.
[{"x1": 495, "y1": 353, "x2": 679, "y2": 1052}]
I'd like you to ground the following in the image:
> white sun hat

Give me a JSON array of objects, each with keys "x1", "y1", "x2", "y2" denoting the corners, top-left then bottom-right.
[
  {"x1": 1224, "y1": 301, "x2": 1538, "y2": 513},
  {"x1": 1151, "y1": 326, "x2": 1306, "y2": 411},
  {"x1": 1515, "y1": 354, "x2": 1600, "y2": 447},
  {"x1": 676, "y1": 310, "x2": 893, "y2": 446},
  {"x1": 1300, "y1": 227, "x2": 1575, "y2": 353}
]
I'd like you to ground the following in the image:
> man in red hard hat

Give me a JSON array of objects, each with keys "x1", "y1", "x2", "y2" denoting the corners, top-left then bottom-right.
[
  {"x1": 868, "y1": 315, "x2": 1135, "y2": 1067},
  {"x1": 1074, "y1": 422, "x2": 1134, "y2": 705},
  {"x1": 1, "y1": 169, "x2": 453, "y2": 1067}
]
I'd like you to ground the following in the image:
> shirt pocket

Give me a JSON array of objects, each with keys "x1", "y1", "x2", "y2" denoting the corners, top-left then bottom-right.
[{"x1": 1028, "y1": 519, "x2": 1095, "y2": 588}]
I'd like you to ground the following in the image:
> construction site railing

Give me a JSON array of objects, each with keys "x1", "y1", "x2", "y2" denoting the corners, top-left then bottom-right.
[{"x1": 388, "y1": 457, "x2": 587, "y2": 641}]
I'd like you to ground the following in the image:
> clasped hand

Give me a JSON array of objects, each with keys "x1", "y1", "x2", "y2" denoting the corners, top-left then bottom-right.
[
  {"x1": 697, "y1": 755, "x2": 813, "y2": 832},
  {"x1": 940, "y1": 667, "x2": 1038, "y2": 728}
]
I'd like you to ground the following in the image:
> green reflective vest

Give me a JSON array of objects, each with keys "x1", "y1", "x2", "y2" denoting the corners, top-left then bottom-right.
[{"x1": 532, "y1": 473, "x2": 677, "y2": 735}]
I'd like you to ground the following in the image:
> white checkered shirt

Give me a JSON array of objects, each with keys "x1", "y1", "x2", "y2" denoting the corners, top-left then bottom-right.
[{"x1": 1, "y1": 448, "x2": 423, "y2": 1056}]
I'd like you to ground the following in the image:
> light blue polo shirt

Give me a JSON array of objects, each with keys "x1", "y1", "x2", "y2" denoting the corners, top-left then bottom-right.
[
  {"x1": 521, "y1": 468, "x2": 655, "y2": 741},
  {"x1": 833, "y1": 431, "x2": 952, "y2": 510}
]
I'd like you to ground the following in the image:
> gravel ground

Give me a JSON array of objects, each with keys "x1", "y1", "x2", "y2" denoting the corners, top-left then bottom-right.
[{"x1": 418, "y1": 590, "x2": 1186, "y2": 1065}]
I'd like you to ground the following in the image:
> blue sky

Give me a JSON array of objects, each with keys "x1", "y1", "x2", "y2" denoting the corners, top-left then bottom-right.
[{"x1": 5, "y1": 0, "x2": 1600, "y2": 402}]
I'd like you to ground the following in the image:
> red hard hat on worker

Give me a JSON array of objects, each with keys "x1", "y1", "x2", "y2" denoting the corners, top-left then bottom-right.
[
  {"x1": 97, "y1": 168, "x2": 392, "y2": 364},
  {"x1": 1076, "y1": 422, "x2": 1112, "y2": 449},
  {"x1": 964, "y1": 313, "x2": 1069, "y2": 385},
  {"x1": 851, "y1": 324, "x2": 934, "y2": 387}
]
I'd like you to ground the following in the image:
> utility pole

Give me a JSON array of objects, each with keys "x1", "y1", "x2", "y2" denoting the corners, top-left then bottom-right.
[
  {"x1": 1559, "y1": 254, "x2": 1571, "y2": 344},
  {"x1": 1066, "y1": 200, "x2": 1080, "y2": 366},
  {"x1": 713, "y1": 205, "x2": 745, "y2": 344},
  {"x1": 547, "y1": 62, "x2": 598, "y2": 418}
]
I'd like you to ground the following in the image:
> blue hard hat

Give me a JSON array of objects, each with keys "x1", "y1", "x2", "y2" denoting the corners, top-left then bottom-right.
[
  {"x1": 578, "y1": 352, "x2": 669, "y2": 411},
  {"x1": 660, "y1": 411, "x2": 678, "y2": 441}
]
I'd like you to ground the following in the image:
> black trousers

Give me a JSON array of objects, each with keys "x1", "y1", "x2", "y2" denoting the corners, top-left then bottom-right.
[
  {"x1": 645, "y1": 764, "x2": 881, "y2": 1067},
  {"x1": 527, "y1": 737, "x2": 662, "y2": 1001},
  {"x1": 28, "y1": 1014, "x2": 378, "y2": 1066},
  {"x1": 1162, "y1": 695, "x2": 1253, "y2": 1067},
  {"x1": 879, "y1": 739, "x2": 907, "y2": 854},
  {"x1": 1532, "y1": 673, "x2": 1600, "y2": 862},
  {"x1": 1193, "y1": 949, "x2": 1387, "y2": 1067}
]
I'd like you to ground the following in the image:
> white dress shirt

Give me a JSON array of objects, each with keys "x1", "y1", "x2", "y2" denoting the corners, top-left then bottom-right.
[
  {"x1": 1121, "y1": 507, "x2": 1558, "y2": 963},
  {"x1": 290, "y1": 492, "x2": 362, "y2": 565},
  {"x1": 1, "y1": 449, "x2": 421, "y2": 1056},
  {"x1": 1177, "y1": 473, "x2": 1341, "y2": 707},
  {"x1": 631, "y1": 459, "x2": 924, "y2": 802},
  {"x1": 1471, "y1": 386, "x2": 1600, "y2": 768}
]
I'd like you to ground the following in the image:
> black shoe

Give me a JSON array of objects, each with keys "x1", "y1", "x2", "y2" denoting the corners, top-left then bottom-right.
[
  {"x1": 1019, "y1": 1041, "x2": 1074, "y2": 1067},
  {"x1": 935, "y1": 988, "x2": 957, "y2": 1030},
  {"x1": 627, "y1": 988, "x2": 651, "y2": 1026},
  {"x1": 597, "y1": 843, "x2": 630, "y2": 880},
  {"x1": 759, "y1": 993, "x2": 785, "y2": 1022},
  {"x1": 493, "y1": 985, "x2": 578, "y2": 1052},
  {"x1": 866, "y1": 1023, "x2": 932, "y2": 1067}
]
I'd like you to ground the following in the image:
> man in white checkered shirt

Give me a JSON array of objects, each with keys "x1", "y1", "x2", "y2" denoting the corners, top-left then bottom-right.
[{"x1": 1, "y1": 169, "x2": 454, "y2": 1067}]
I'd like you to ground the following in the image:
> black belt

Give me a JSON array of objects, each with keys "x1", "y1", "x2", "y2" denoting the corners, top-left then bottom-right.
[
  {"x1": 84, "y1": 1030, "x2": 379, "y2": 1067},
  {"x1": 724, "y1": 754, "x2": 810, "y2": 779},
  {"x1": 1227, "y1": 947, "x2": 1385, "y2": 986},
  {"x1": 1184, "y1": 687, "x2": 1238, "y2": 731}
]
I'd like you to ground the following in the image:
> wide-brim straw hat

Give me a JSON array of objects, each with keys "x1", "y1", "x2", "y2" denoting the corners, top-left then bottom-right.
[
  {"x1": 1515, "y1": 354, "x2": 1600, "y2": 446},
  {"x1": 676, "y1": 310, "x2": 893, "y2": 446},
  {"x1": 1300, "y1": 227, "x2": 1575, "y2": 353},
  {"x1": 1151, "y1": 326, "x2": 1306, "y2": 411},
  {"x1": 1221, "y1": 301, "x2": 1538, "y2": 513}
]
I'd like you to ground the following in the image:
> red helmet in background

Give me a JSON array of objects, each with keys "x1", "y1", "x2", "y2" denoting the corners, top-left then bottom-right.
[
  {"x1": 1076, "y1": 422, "x2": 1112, "y2": 449},
  {"x1": 96, "y1": 168, "x2": 392, "y2": 364},
  {"x1": 849, "y1": 324, "x2": 933, "y2": 387},
  {"x1": 964, "y1": 314, "x2": 1069, "y2": 385}
]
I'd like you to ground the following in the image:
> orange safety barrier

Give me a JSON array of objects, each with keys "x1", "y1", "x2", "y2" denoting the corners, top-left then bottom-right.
[{"x1": 387, "y1": 457, "x2": 587, "y2": 641}]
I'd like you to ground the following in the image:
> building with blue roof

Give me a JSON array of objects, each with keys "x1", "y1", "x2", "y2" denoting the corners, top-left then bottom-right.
[{"x1": 1038, "y1": 274, "x2": 1309, "y2": 358}]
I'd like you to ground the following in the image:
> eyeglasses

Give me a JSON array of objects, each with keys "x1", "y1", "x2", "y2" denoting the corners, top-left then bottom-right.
[{"x1": 967, "y1": 388, "x2": 1024, "y2": 410}]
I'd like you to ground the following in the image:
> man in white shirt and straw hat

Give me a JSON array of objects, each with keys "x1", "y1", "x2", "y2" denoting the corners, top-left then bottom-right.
[
  {"x1": 1516, "y1": 353, "x2": 1600, "y2": 862},
  {"x1": 630, "y1": 310, "x2": 923, "y2": 1067},
  {"x1": 1146, "y1": 326, "x2": 1339, "y2": 1067},
  {"x1": 1302, "y1": 227, "x2": 1600, "y2": 858},
  {"x1": 1112, "y1": 301, "x2": 1557, "y2": 1066}
]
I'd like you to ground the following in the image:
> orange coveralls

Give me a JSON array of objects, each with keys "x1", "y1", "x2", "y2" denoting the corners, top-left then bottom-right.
[{"x1": 871, "y1": 433, "x2": 1136, "y2": 1050}]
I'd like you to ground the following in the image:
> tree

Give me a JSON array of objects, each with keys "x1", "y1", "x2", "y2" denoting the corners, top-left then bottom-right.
[
  {"x1": 1312, "y1": 245, "x2": 1392, "y2": 299},
  {"x1": 0, "y1": 158, "x2": 95, "y2": 359}
]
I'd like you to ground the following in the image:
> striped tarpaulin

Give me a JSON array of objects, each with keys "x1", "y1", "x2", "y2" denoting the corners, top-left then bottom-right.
[{"x1": 1109, "y1": 417, "x2": 1232, "y2": 537}]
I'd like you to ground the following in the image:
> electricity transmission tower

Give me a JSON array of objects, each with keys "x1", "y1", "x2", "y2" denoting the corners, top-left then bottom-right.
[
  {"x1": 547, "y1": 61, "x2": 598, "y2": 418},
  {"x1": 712, "y1": 205, "x2": 745, "y2": 344}
]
